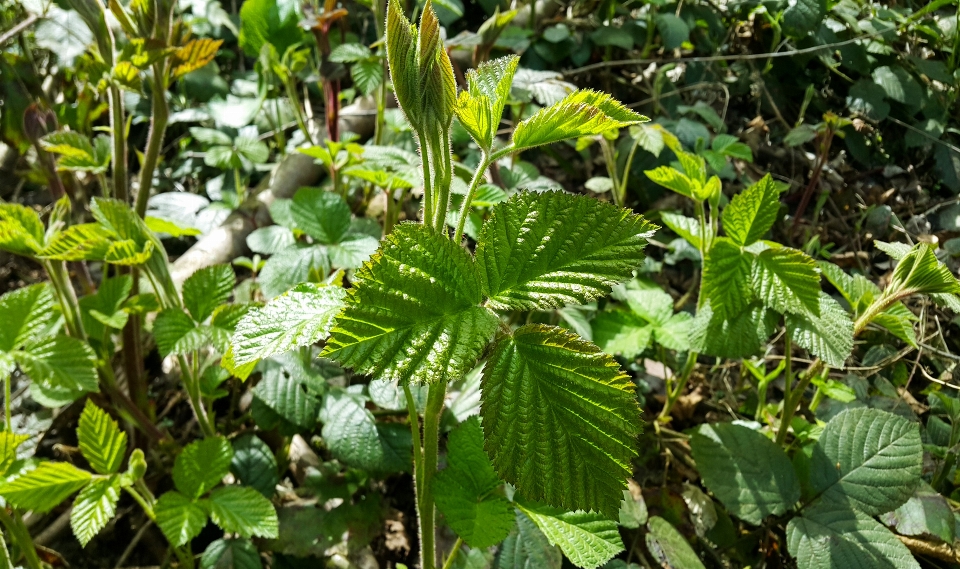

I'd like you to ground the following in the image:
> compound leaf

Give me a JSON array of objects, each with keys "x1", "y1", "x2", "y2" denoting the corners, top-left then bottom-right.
[
  {"x1": 183, "y1": 264, "x2": 235, "y2": 323},
  {"x1": 154, "y1": 308, "x2": 207, "y2": 357},
  {"x1": 16, "y1": 335, "x2": 99, "y2": 395},
  {"x1": 786, "y1": 294, "x2": 853, "y2": 368},
  {"x1": 752, "y1": 246, "x2": 821, "y2": 315},
  {"x1": 289, "y1": 188, "x2": 352, "y2": 244},
  {"x1": 722, "y1": 175, "x2": 781, "y2": 246},
  {"x1": 174, "y1": 436, "x2": 233, "y2": 499},
  {"x1": 155, "y1": 491, "x2": 209, "y2": 547},
  {"x1": 701, "y1": 237, "x2": 752, "y2": 320}
]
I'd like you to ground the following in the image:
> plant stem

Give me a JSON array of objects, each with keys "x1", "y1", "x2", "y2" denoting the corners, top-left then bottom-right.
[
  {"x1": 44, "y1": 260, "x2": 85, "y2": 339},
  {"x1": 3, "y1": 375, "x2": 11, "y2": 431},
  {"x1": 416, "y1": 382, "x2": 446, "y2": 569},
  {"x1": 659, "y1": 351, "x2": 697, "y2": 421},
  {"x1": 0, "y1": 509, "x2": 41, "y2": 569},
  {"x1": 283, "y1": 76, "x2": 315, "y2": 145},
  {"x1": 0, "y1": 529, "x2": 15, "y2": 569},
  {"x1": 417, "y1": 130, "x2": 434, "y2": 225},
  {"x1": 440, "y1": 537, "x2": 463, "y2": 569},
  {"x1": 454, "y1": 151, "x2": 490, "y2": 243},
  {"x1": 179, "y1": 354, "x2": 215, "y2": 438},
  {"x1": 617, "y1": 136, "x2": 642, "y2": 207},
  {"x1": 108, "y1": 85, "x2": 128, "y2": 202},
  {"x1": 135, "y1": 63, "x2": 169, "y2": 218}
]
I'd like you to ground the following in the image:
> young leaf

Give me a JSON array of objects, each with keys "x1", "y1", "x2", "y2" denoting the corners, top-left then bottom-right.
[
  {"x1": 787, "y1": 502, "x2": 920, "y2": 569},
  {"x1": 323, "y1": 224, "x2": 499, "y2": 385},
  {"x1": 0, "y1": 462, "x2": 92, "y2": 513},
  {"x1": 201, "y1": 538, "x2": 263, "y2": 569},
  {"x1": 456, "y1": 55, "x2": 520, "y2": 150},
  {"x1": 809, "y1": 408, "x2": 922, "y2": 516},
  {"x1": 434, "y1": 417, "x2": 514, "y2": 548},
  {"x1": 0, "y1": 283, "x2": 57, "y2": 352},
  {"x1": 643, "y1": 167, "x2": 698, "y2": 199},
  {"x1": 0, "y1": 203, "x2": 44, "y2": 256},
  {"x1": 385, "y1": 0, "x2": 421, "y2": 130},
  {"x1": 415, "y1": 0, "x2": 457, "y2": 129},
  {"x1": 482, "y1": 325, "x2": 641, "y2": 517},
  {"x1": 891, "y1": 244, "x2": 960, "y2": 295},
  {"x1": 659, "y1": 212, "x2": 701, "y2": 249},
  {"x1": 38, "y1": 223, "x2": 114, "y2": 262},
  {"x1": 174, "y1": 436, "x2": 234, "y2": 499},
  {"x1": 721, "y1": 175, "x2": 782, "y2": 246},
  {"x1": 0, "y1": 432, "x2": 29, "y2": 477},
  {"x1": 517, "y1": 504, "x2": 623, "y2": 569},
  {"x1": 751, "y1": 246, "x2": 821, "y2": 315},
  {"x1": 183, "y1": 264, "x2": 235, "y2": 323},
  {"x1": 70, "y1": 475, "x2": 121, "y2": 546},
  {"x1": 155, "y1": 491, "x2": 209, "y2": 547},
  {"x1": 498, "y1": 512, "x2": 563, "y2": 569},
  {"x1": 476, "y1": 192, "x2": 654, "y2": 310},
  {"x1": 512, "y1": 90, "x2": 647, "y2": 152},
  {"x1": 77, "y1": 401, "x2": 128, "y2": 475},
  {"x1": 153, "y1": 308, "x2": 207, "y2": 357},
  {"x1": 701, "y1": 237, "x2": 752, "y2": 320},
  {"x1": 689, "y1": 423, "x2": 799, "y2": 525},
  {"x1": 206, "y1": 485, "x2": 279, "y2": 538},
  {"x1": 40, "y1": 132, "x2": 111, "y2": 173},
  {"x1": 172, "y1": 38, "x2": 223, "y2": 79},
  {"x1": 785, "y1": 293, "x2": 853, "y2": 368},
  {"x1": 645, "y1": 516, "x2": 705, "y2": 569},
  {"x1": 238, "y1": 0, "x2": 302, "y2": 58}
]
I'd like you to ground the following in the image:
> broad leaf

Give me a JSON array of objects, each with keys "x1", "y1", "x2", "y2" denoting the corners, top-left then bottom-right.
[
  {"x1": 153, "y1": 309, "x2": 207, "y2": 357},
  {"x1": 0, "y1": 462, "x2": 92, "y2": 512},
  {"x1": 323, "y1": 224, "x2": 499, "y2": 385},
  {"x1": 643, "y1": 167, "x2": 698, "y2": 199},
  {"x1": 238, "y1": 0, "x2": 302, "y2": 57},
  {"x1": 0, "y1": 203, "x2": 44, "y2": 256},
  {"x1": 689, "y1": 302, "x2": 776, "y2": 360},
  {"x1": 183, "y1": 264, "x2": 235, "y2": 323},
  {"x1": 476, "y1": 191, "x2": 653, "y2": 310},
  {"x1": 319, "y1": 391, "x2": 411, "y2": 472},
  {"x1": 752, "y1": 246, "x2": 821, "y2": 315},
  {"x1": 77, "y1": 401, "x2": 128, "y2": 475},
  {"x1": 174, "y1": 436, "x2": 233, "y2": 499},
  {"x1": 259, "y1": 245, "x2": 329, "y2": 298},
  {"x1": 512, "y1": 90, "x2": 647, "y2": 152},
  {"x1": 435, "y1": 417, "x2": 514, "y2": 548},
  {"x1": 701, "y1": 237, "x2": 752, "y2": 320},
  {"x1": 252, "y1": 358, "x2": 320, "y2": 432},
  {"x1": 289, "y1": 188, "x2": 351, "y2": 244},
  {"x1": 0, "y1": 432, "x2": 29, "y2": 477},
  {"x1": 787, "y1": 502, "x2": 919, "y2": 569},
  {"x1": 155, "y1": 491, "x2": 208, "y2": 547},
  {"x1": 518, "y1": 504, "x2": 623, "y2": 569},
  {"x1": 207, "y1": 485, "x2": 279, "y2": 538},
  {"x1": 70, "y1": 475, "x2": 121, "y2": 546},
  {"x1": 645, "y1": 516, "x2": 705, "y2": 569},
  {"x1": 16, "y1": 335, "x2": 99, "y2": 395},
  {"x1": 786, "y1": 294, "x2": 853, "y2": 368},
  {"x1": 809, "y1": 408, "x2": 922, "y2": 516},
  {"x1": 201, "y1": 538, "x2": 263, "y2": 569},
  {"x1": 498, "y1": 512, "x2": 562, "y2": 569},
  {"x1": 591, "y1": 310, "x2": 652, "y2": 359},
  {"x1": 0, "y1": 283, "x2": 57, "y2": 352},
  {"x1": 659, "y1": 212, "x2": 701, "y2": 249},
  {"x1": 38, "y1": 223, "x2": 114, "y2": 262},
  {"x1": 722, "y1": 175, "x2": 781, "y2": 246},
  {"x1": 482, "y1": 325, "x2": 641, "y2": 517},
  {"x1": 172, "y1": 38, "x2": 223, "y2": 78},
  {"x1": 230, "y1": 435, "x2": 279, "y2": 498},
  {"x1": 690, "y1": 423, "x2": 799, "y2": 525}
]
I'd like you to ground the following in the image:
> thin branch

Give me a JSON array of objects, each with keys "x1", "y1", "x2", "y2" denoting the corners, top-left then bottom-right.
[{"x1": 0, "y1": 14, "x2": 38, "y2": 45}]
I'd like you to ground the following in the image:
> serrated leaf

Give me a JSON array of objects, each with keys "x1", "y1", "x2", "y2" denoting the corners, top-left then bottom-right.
[
  {"x1": 456, "y1": 55, "x2": 519, "y2": 150},
  {"x1": 323, "y1": 224, "x2": 498, "y2": 385},
  {"x1": 231, "y1": 283, "x2": 346, "y2": 368},
  {"x1": 891, "y1": 244, "x2": 960, "y2": 296},
  {"x1": 0, "y1": 432, "x2": 29, "y2": 477},
  {"x1": 329, "y1": 42, "x2": 372, "y2": 62},
  {"x1": 259, "y1": 245, "x2": 329, "y2": 298},
  {"x1": 386, "y1": 0, "x2": 421, "y2": 130},
  {"x1": 591, "y1": 310, "x2": 653, "y2": 359},
  {"x1": 184, "y1": 264, "x2": 235, "y2": 323},
  {"x1": 786, "y1": 293, "x2": 853, "y2": 368},
  {"x1": 476, "y1": 192, "x2": 653, "y2": 311},
  {"x1": 645, "y1": 516, "x2": 705, "y2": 569},
  {"x1": 238, "y1": 0, "x2": 302, "y2": 57},
  {"x1": 782, "y1": 0, "x2": 826, "y2": 37},
  {"x1": 701, "y1": 237, "x2": 752, "y2": 320},
  {"x1": 207, "y1": 485, "x2": 279, "y2": 538},
  {"x1": 787, "y1": 502, "x2": 919, "y2": 569},
  {"x1": 230, "y1": 435, "x2": 279, "y2": 498},
  {"x1": 40, "y1": 131, "x2": 111, "y2": 173},
  {"x1": 752, "y1": 246, "x2": 821, "y2": 315},
  {"x1": 201, "y1": 538, "x2": 263, "y2": 569},
  {"x1": 172, "y1": 38, "x2": 223, "y2": 79},
  {"x1": 38, "y1": 223, "x2": 114, "y2": 262},
  {"x1": 518, "y1": 504, "x2": 623, "y2": 569},
  {"x1": 234, "y1": 135, "x2": 269, "y2": 164},
  {"x1": 0, "y1": 462, "x2": 92, "y2": 513},
  {"x1": 689, "y1": 302, "x2": 776, "y2": 360},
  {"x1": 498, "y1": 511, "x2": 562, "y2": 569},
  {"x1": 435, "y1": 417, "x2": 514, "y2": 548},
  {"x1": 252, "y1": 359, "x2": 319, "y2": 431},
  {"x1": 70, "y1": 475, "x2": 121, "y2": 546},
  {"x1": 174, "y1": 436, "x2": 233, "y2": 499},
  {"x1": 659, "y1": 212, "x2": 701, "y2": 249},
  {"x1": 78, "y1": 401, "x2": 127, "y2": 475},
  {"x1": 0, "y1": 203, "x2": 44, "y2": 256},
  {"x1": 103, "y1": 238, "x2": 154, "y2": 265},
  {"x1": 690, "y1": 423, "x2": 799, "y2": 525},
  {"x1": 352, "y1": 59, "x2": 384, "y2": 95},
  {"x1": 154, "y1": 308, "x2": 207, "y2": 357},
  {"x1": 326, "y1": 234, "x2": 380, "y2": 269},
  {"x1": 722, "y1": 175, "x2": 781, "y2": 246},
  {"x1": 246, "y1": 226, "x2": 295, "y2": 255},
  {"x1": 512, "y1": 90, "x2": 647, "y2": 152},
  {"x1": 415, "y1": 0, "x2": 457, "y2": 129},
  {"x1": 17, "y1": 335, "x2": 99, "y2": 395},
  {"x1": 809, "y1": 408, "x2": 922, "y2": 516},
  {"x1": 0, "y1": 283, "x2": 57, "y2": 352},
  {"x1": 155, "y1": 491, "x2": 209, "y2": 547},
  {"x1": 482, "y1": 325, "x2": 641, "y2": 517},
  {"x1": 289, "y1": 188, "x2": 351, "y2": 244}
]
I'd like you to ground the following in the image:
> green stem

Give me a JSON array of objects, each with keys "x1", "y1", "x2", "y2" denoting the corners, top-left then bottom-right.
[
  {"x1": 404, "y1": 384, "x2": 424, "y2": 496},
  {"x1": 658, "y1": 351, "x2": 697, "y2": 421},
  {"x1": 124, "y1": 485, "x2": 156, "y2": 521},
  {"x1": 431, "y1": 131, "x2": 453, "y2": 233},
  {"x1": 0, "y1": 509, "x2": 40, "y2": 569},
  {"x1": 108, "y1": 85, "x2": 128, "y2": 202},
  {"x1": 283, "y1": 76, "x2": 315, "y2": 145},
  {"x1": 135, "y1": 63, "x2": 169, "y2": 218},
  {"x1": 0, "y1": 528, "x2": 15, "y2": 569},
  {"x1": 417, "y1": 382, "x2": 446, "y2": 569},
  {"x1": 417, "y1": 130, "x2": 434, "y2": 225},
  {"x1": 179, "y1": 354, "x2": 215, "y2": 438},
  {"x1": 233, "y1": 168, "x2": 244, "y2": 203},
  {"x1": 454, "y1": 152, "x2": 490, "y2": 243},
  {"x1": 617, "y1": 136, "x2": 642, "y2": 207},
  {"x1": 44, "y1": 260, "x2": 85, "y2": 339},
  {"x1": 440, "y1": 537, "x2": 463, "y2": 569},
  {"x1": 3, "y1": 375, "x2": 10, "y2": 431}
]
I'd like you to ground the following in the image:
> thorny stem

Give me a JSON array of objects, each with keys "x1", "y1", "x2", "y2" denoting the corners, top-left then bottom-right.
[{"x1": 417, "y1": 382, "x2": 446, "y2": 569}]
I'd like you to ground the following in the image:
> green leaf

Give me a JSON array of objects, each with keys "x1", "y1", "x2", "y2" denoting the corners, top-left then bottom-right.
[
  {"x1": 155, "y1": 491, "x2": 209, "y2": 547},
  {"x1": 70, "y1": 475, "x2": 121, "y2": 546},
  {"x1": 701, "y1": 238, "x2": 752, "y2": 320},
  {"x1": 90, "y1": 198, "x2": 157, "y2": 252},
  {"x1": 456, "y1": 55, "x2": 520, "y2": 150},
  {"x1": 289, "y1": 188, "x2": 351, "y2": 244},
  {"x1": 690, "y1": 423, "x2": 799, "y2": 525},
  {"x1": 591, "y1": 310, "x2": 652, "y2": 359},
  {"x1": 712, "y1": 134, "x2": 753, "y2": 162},
  {"x1": 252, "y1": 358, "x2": 320, "y2": 431},
  {"x1": 498, "y1": 511, "x2": 562, "y2": 569},
  {"x1": 323, "y1": 224, "x2": 499, "y2": 385},
  {"x1": 644, "y1": 166, "x2": 698, "y2": 199},
  {"x1": 787, "y1": 502, "x2": 919, "y2": 569},
  {"x1": 655, "y1": 14, "x2": 690, "y2": 50},
  {"x1": 785, "y1": 293, "x2": 853, "y2": 368},
  {"x1": 482, "y1": 324, "x2": 641, "y2": 517},
  {"x1": 17, "y1": 335, "x2": 100, "y2": 396},
  {"x1": 40, "y1": 131, "x2": 111, "y2": 173},
  {"x1": 0, "y1": 283, "x2": 57, "y2": 352},
  {"x1": 231, "y1": 283, "x2": 346, "y2": 368},
  {"x1": 435, "y1": 417, "x2": 514, "y2": 548},
  {"x1": 153, "y1": 308, "x2": 207, "y2": 357},
  {"x1": 38, "y1": 223, "x2": 114, "y2": 262},
  {"x1": 234, "y1": 135, "x2": 269, "y2": 164},
  {"x1": 809, "y1": 408, "x2": 922, "y2": 516},
  {"x1": 80, "y1": 274, "x2": 133, "y2": 338},
  {"x1": 645, "y1": 516, "x2": 705, "y2": 569},
  {"x1": 77, "y1": 401, "x2": 128, "y2": 475},
  {"x1": 238, "y1": 0, "x2": 303, "y2": 57},
  {"x1": 722, "y1": 175, "x2": 781, "y2": 246},
  {"x1": 689, "y1": 302, "x2": 776, "y2": 360},
  {"x1": 174, "y1": 436, "x2": 233, "y2": 499},
  {"x1": 201, "y1": 538, "x2": 263, "y2": 569},
  {"x1": 659, "y1": 212, "x2": 701, "y2": 249},
  {"x1": 385, "y1": 0, "x2": 421, "y2": 130},
  {"x1": 184, "y1": 264, "x2": 235, "y2": 323},
  {"x1": 476, "y1": 192, "x2": 653, "y2": 311},
  {"x1": 518, "y1": 504, "x2": 623, "y2": 569},
  {"x1": 0, "y1": 462, "x2": 92, "y2": 513},
  {"x1": 752, "y1": 246, "x2": 821, "y2": 315},
  {"x1": 326, "y1": 234, "x2": 380, "y2": 269},
  {"x1": 230, "y1": 435, "x2": 279, "y2": 498},
  {"x1": 246, "y1": 226, "x2": 295, "y2": 255},
  {"x1": 891, "y1": 244, "x2": 960, "y2": 296},
  {"x1": 512, "y1": 90, "x2": 647, "y2": 152},
  {"x1": 319, "y1": 391, "x2": 411, "y2": 472},
  {"x1": 782, "y1": 0, "x2": 826, "y2": 38},
  {"x1": 259, "y1": 245, "x2": 329, "y2": 298},
  {"x1": 0, "y1": 203, "x2": 44, "y2": 256},
  {"x1": 207, "y1": 485, "x2": 279, "y2": 538},
  {"x1": 329, "y1": 43, "x2": 372, "y2": 62},
  {"x1": 0, "y1": 432, "x2": 29, "y2": 477},
  {"x1": 352, "y1": 59, "x2": 384, "y2": 95},
  {"x1": 880, "y1": 482, "x2": 956, "y2": 544},
  {"x1": 872, "y1": 66, "x2": 922, "y2": 105}
]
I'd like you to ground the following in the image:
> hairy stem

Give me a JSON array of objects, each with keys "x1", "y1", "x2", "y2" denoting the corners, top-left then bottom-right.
[
  {"x1": 416, "y1": 382, "x2": 446, "y2": 569},
  {"x1": 135, "y1": 63, "x2": 169, "y2": 218},
  {"x1": 108, "y1": 85, "x2": 128, "y2": 202},
  {"x1": 454, "y1": 152, "x2": 490, "y2": 243}
]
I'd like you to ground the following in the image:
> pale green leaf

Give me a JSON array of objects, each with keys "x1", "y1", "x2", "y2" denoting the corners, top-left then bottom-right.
[
  {"x1": 352, "y1": 60, "x2": 384, "y2": 95},
  {"x1": 231, "y1": 283, "x2": 346, "y2": 368},
  {"x1": 251, "y1": 356, "x2": 322, "y2": 431},
  {"x1": 752, "y1": 246, "x2": 821, "y2": 315},
  {"x1": 591, "y1": 310, "x2": 653, "y2": 359},
  {"x1": 875, "y1": 241, "x2": 912, "y2": 260},
  {"x1": 512, "y1": 90, "x2": 647, "y2": 152},
  {"x1": 183, "y1": 264, "x2": 235, "y2": 323},
  {"x1": 690, "y1": 423, "x2": 799, "y2": 525},
  {"x1": 41, "y1": 132, "x2": 110, "y2": 173},
  {"x1": 0, "y1": 432, "x2": 29, "y2": 477},
  {"x1": 497, "y1": 512, "x2": 562, "y2": 569},
  {"x1": 201, "y1": 538, "x2": 263, "y2": 569},
  {"x1": 701, "y1": 237, "x2": 752, "y2": 320},
  {"x1": 174, "y1": 436, "x2": 233, "y2": 499},
  {"x1": 645, "y1": 516, "x2": 705, "y2": 569},
  {"x1": 191, "y1": 127, "x2": 233, "y2": 146},
  {"x1": 482, "y1": 325, "x2": 641, "y2": 517},
  {"x1": 809, "y1": 408, "x2": 922, "y2": 516},
  {"x1": 786, "y1": 293, "x2": 853, "y2": 368},
  {"x1": 329, "y1": 42, "x2": 371, "y2": 62},
  {"x1": 0, "y1": 283, "x2": 57, "y2": 352},
  {"x1": 642, "y1": 166, "x2": 697, "y2": 199},
  {"x1": 146, "y1": 217, "x2": 201, "y2": 237},
  {"x1": 476, "y1": 192, "x2": 653, "y2": 311},
  {"x1": 435, "y1": 417, "x2": 514, "y2": 548},
  {"x1": 207, "y1": 485, "x2": 279, "y2": 538},
  {"x1": 289, "y1": 188, "x2": 351, "y2": 244},
  {"x1": 323, "y1": 224, "x2": 499, "y2": 385},
  {"x1": 722, "y1": 175, "x2": 781, "y2": 246},
  {"x1": 38, "y1": 223, "x2": 114, "y2": 262},
  {"x1": 103, "y1": 238, "x2": 154, "y2": 265},
  {"x1": 385, "y1": 0, "x2": 421, "y2": 130},
  {"x1": 0, "y1": 462, "x2": 92, "y2": 513},
  {"x1": 234, "y1": 135, "x2": 269, "y2": 165},
  {"x1": 891, "y1": 244, "x2": 960, "y2": 296},
  {"x1": 246, "y1": 226, "x2": 295, "y2": 255},
  {"x1": 77, "y1": 401, "x2": 127, "y2": 475},
  {"x1": 0, "y1": 203, "x2": 44, "y2": 256},
  {"x1": 456, "y1": 55, "x2": 519, "y2": 150},
  {"x1": 659, "y1": 212, "x2": 701, "y2": 249},
  {"x1": 259, "y1": 245, "x2": 329, "y2": 298},
  {"x1": 326, "y1": 234, "x2": 380, "y2": 269},
  {"x1": 70, "y1": 475, "x2": 121, "y2": 546},
  {"x1": 518, "y1": 504, "x2": 623, "y2": 569},
  {"x1": 155, "y1": 491, "x2": 208, "y2": 547}
]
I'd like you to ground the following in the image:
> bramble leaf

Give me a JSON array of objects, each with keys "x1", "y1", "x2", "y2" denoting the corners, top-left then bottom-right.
[
  {"x1": 499, "y1": 512, "x2": 562, "y2": 569},
  {"x1": 155, "y1": 491, "x2": 208, "y2": 547},
  {"x1": 183, "y1": 264, "x2": 235, "y2": 323},
  {"x1": 0, "y1": 283, "x2": 57, "y2": 352},
  {"x1": 16, "y1": 335, "x2": 100, "y2": 398},
  {"x1": 659, "y1": 212, "x2": 701, "y2": 249},
  {"x1": 78, "y1": 401, "x2": 127, "y2": 475},
  {"x1": 701, "y1": 237, "x2": 752, "y2": 320},
  {"x1": 512, "y1": 90, "x2": 647, "y2": 152},
  {"x1": 230, "y1": 435, "x2": 279, "y2": 498},
  {"x1": 456, "y1": 55, "x2": 519, "y2": 150},
  {"x1": 153, "y1": 308, "x2": 207, "y2": 357},
  {"x1": 0, "y1": 462, "x2": 92, "y2": 513},
  {"x1": 785, "y1": 294, "x2": 853, "y2": 368},
  {"x1": 752, "y1": 246, "x2": 821, "y2": 315},
  {"x1": 646, "y1": 516, "x2": 705, "y2": 569},
  {"x1": 201, "y1": 538, "x2": 263, "y2": 569},
  {"x1": 174, "y1": 436, "x2": 233, "y2": 499},
  {"x1": 722, "y1": 175, "x2": 782, "y2": 246},
  {"x1": 518, "y1": 503, "x2": 623, "y2": 569},
  {"x1": 289, "y1": 188, "x2": 352, "y2": 244},
  {"x1": 891, "y1": 244, "x2": 960, "y2": 296},
  {"x1": 0, "y1": 203, "x2": 44, "y2": 256},
  {"x1": 70, "y1": 475, "x2": 121, "y2": 546},
  {"x1": 206, "y1": 485, "x2": 279, "y2": 538}
]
